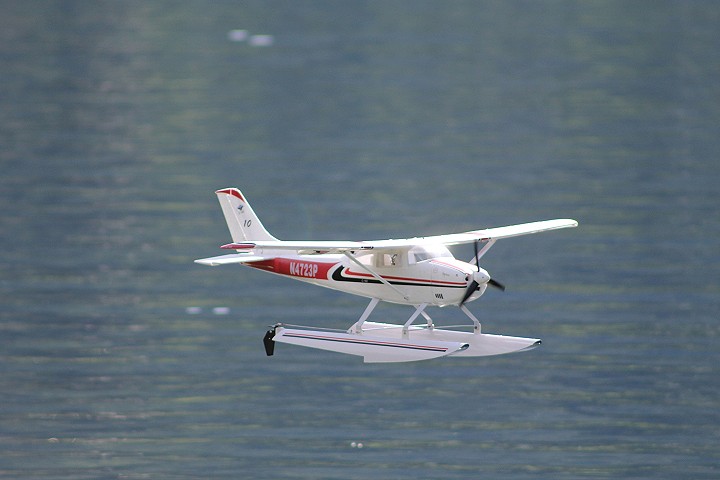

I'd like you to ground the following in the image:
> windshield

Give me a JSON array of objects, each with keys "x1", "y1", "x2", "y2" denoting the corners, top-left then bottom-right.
[{"x1": 409, "y1": 245, "x2": 452, "y2": 263}]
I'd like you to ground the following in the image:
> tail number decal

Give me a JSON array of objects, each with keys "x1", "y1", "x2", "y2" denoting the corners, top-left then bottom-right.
[{"x1": 289, "y1": 261, "x2": 319, "y2": 278}]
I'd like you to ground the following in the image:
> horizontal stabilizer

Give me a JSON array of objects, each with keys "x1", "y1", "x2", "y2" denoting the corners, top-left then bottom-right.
[
  {"x1": 195, "y1": 254, "x2": 268, "y2": 266},
  {"x1": 273, "y1": 327, "x2": 469, "y2": 363},
  {"x1": 220, "y1": 240, "x2": 374, "y2": 254}
]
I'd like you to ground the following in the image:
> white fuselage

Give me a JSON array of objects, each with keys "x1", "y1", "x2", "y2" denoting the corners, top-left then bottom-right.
[{"x1": 242, "y1": 248, "x2": 486, "y2": 307}]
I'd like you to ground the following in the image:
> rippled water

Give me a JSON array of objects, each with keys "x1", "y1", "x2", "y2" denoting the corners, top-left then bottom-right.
[{"x1": 1, "y1": 1, "x2": 719, "y2": 479}]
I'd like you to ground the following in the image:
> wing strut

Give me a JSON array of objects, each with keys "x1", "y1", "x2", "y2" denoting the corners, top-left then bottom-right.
[
  {"x1": 470, "y1": 239, "x2": 497, "y2": 264},
  {"x1": 343, "y1": 252, "x2": 409, "y2": 301}
]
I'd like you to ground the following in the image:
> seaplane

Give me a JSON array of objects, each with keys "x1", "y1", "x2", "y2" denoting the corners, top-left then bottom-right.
[{"x1": 195, "y1": 188, "x2": 577, "y2": 363}]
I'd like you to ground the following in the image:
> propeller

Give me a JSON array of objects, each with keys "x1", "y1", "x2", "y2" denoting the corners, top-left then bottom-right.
[
  {"x1": 488, "y1": 278, "x2": 506, "y2": 291},
  {"x1": 460, "y1": 240, "x2": 505, "y2": 306},
  {"x1": 460, "y1": 277, "x2": 481, "y2": 306}
]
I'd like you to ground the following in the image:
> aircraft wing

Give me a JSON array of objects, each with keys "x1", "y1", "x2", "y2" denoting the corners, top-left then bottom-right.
[
  {"x1": 414, "y1": 218, "x2": 579, "y2": 246},
  {"x1": 217, "y1": 219, "x2": 578, "y2": 253}
]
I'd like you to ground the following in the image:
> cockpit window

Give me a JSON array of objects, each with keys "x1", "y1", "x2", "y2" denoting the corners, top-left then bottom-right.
[{"x1": 409, "y1": 245, "x2": 452, "y2": 263}]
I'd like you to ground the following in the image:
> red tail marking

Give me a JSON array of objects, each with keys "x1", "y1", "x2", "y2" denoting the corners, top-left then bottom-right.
[{"x1": 216, "y1": 188, "x2": 245, "y2": 202}]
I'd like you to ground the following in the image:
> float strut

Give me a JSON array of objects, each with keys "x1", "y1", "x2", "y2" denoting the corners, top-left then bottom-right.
[
  {"x1": 350, "y1": 298, "x2": 381, "y2": 334},
  {"x1": 460, "y1": 305, "x2": 481, "y2": 333},
  {"x1": 402, "y1": 303, "x2": 428, "y2": 338}
]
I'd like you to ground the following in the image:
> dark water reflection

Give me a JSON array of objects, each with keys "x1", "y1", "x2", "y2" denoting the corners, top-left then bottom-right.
[{"x1": 1, "y1": 1, "x2": 719, "y2": 479}]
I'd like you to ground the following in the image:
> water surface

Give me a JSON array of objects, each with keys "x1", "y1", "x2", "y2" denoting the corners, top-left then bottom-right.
[{"x1": 1, "y1": 1, "x2": 718, "y2": 479}]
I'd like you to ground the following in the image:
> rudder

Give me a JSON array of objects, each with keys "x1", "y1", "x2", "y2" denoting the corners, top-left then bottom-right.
[{"x1": 215, "y1": 188, "x2": 278, "y2": 242}]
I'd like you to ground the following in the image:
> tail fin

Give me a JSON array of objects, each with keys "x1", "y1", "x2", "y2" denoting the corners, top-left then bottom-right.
[{"x1": 215, "y1": 188, "x2": 278, "y2": 242}]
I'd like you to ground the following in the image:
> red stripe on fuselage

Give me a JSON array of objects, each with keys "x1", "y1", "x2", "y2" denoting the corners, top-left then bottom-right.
[{"x1": 248, "y1": 258, "x2": 335, "y2": 280}]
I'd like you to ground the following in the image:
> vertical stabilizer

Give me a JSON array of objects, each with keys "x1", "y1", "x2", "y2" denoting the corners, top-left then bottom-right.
[{"x1": 215, "y1": 188, "x2": 278, "y2": 242}]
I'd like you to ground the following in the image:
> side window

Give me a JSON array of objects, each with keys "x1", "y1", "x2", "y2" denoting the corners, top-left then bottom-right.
[
  {"x1": 375, "y1": 252, "x2": 400, "y2": 267},
  {"x1": 409, "y1": 245, "x2": 452, "y2": 264},
  {"x1": 356, "y1": 253, "x2": 374, "y2": 266},
  {"x1": 382, "y1": 253, "x2": 398, "y2": 266}
]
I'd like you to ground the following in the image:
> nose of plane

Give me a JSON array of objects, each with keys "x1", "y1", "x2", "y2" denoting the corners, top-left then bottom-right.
[{"x1": 473, "y1": 268, "x2": 491, "y2": 285}]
